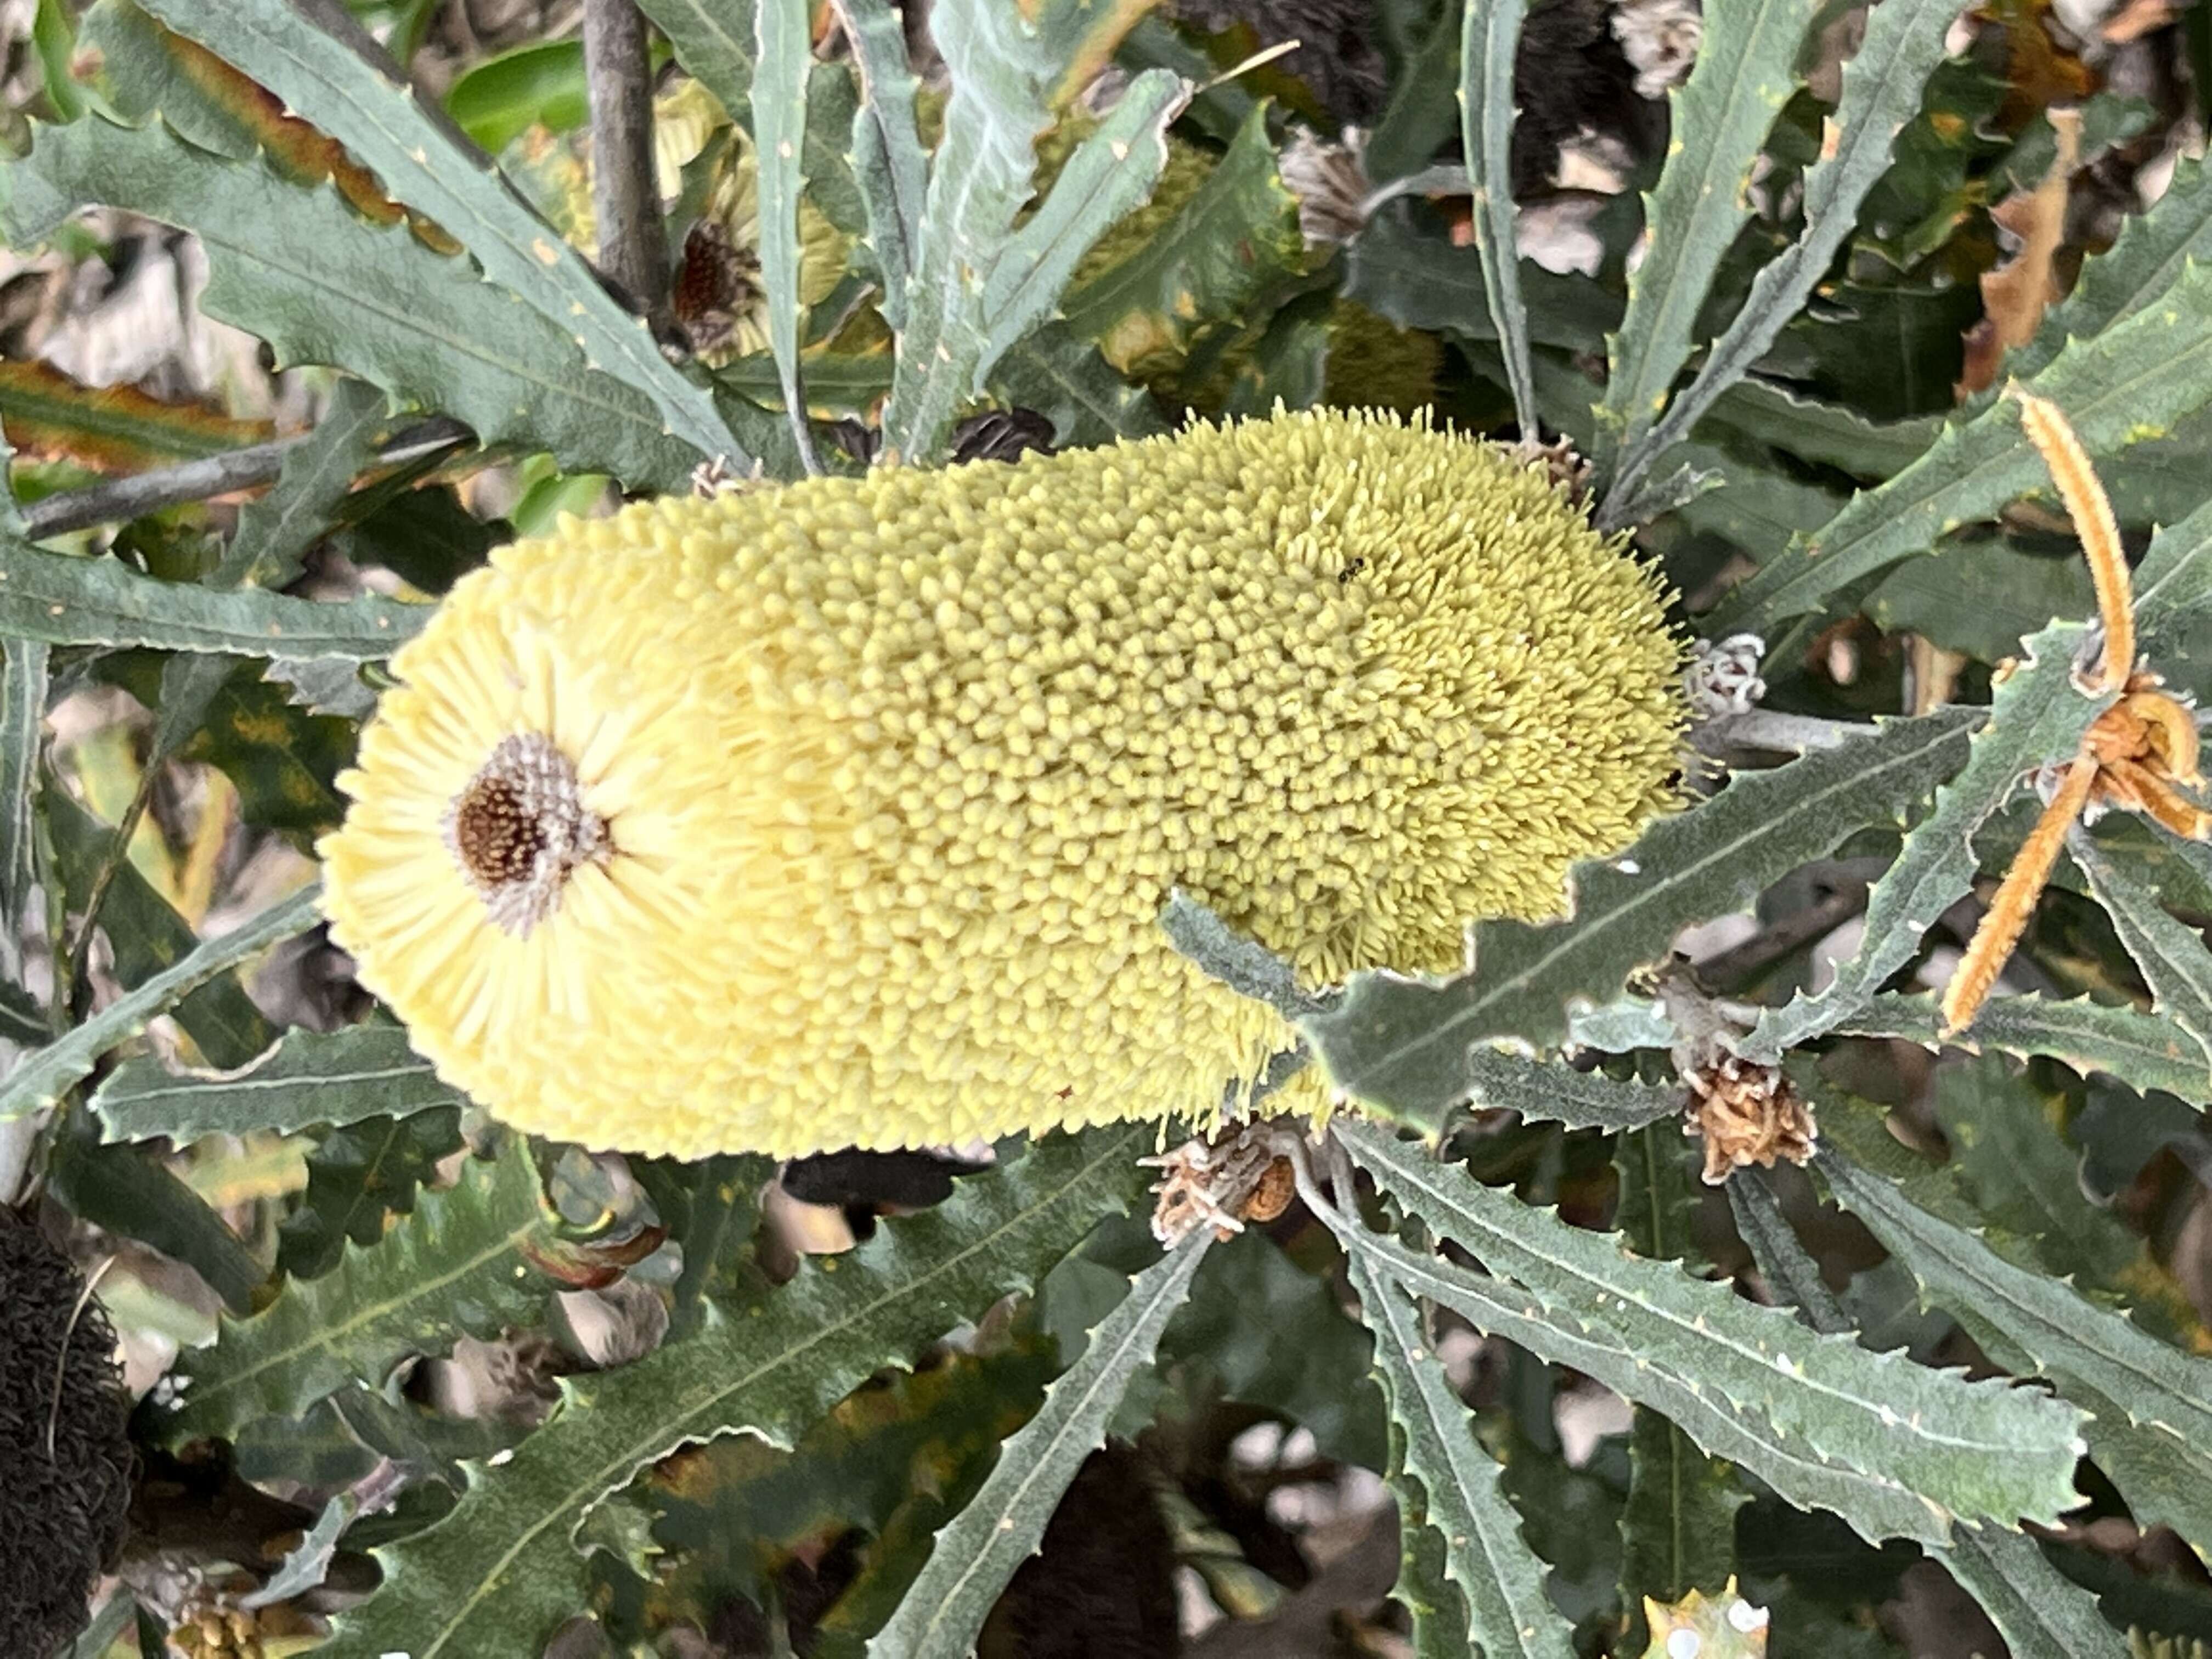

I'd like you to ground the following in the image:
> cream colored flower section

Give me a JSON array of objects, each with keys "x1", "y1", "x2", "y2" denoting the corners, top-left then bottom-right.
[{"x1": 325, "y1": 413, "x2": 1683, "y2": 1160}]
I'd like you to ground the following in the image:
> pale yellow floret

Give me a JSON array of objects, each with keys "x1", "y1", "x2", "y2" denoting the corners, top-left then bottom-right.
[{"x1": 320, "y1": 410, "x2": 1684, "y2": 1159}]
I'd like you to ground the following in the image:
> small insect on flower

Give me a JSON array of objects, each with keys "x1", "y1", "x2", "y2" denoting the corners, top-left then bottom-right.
[
  {"x1": 321, "y1": 410, "x2": 1685, "y2": 1159},
  {"x1": 1940, "y1": 390, "x2": 2212, "y2": 1035}
]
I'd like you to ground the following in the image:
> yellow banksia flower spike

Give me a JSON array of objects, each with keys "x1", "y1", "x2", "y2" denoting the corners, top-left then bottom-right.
[{"x1": 320, "y1": 410, "x2": 1685, "y2": 1159}]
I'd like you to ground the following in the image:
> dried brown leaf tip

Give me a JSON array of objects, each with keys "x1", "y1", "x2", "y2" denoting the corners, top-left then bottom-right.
[
  {"x1": 1683, "y1": 1056, "x2": 1817, "y2": 1186},
  {"x1": 1142, "y1": 1121, "x2": 1301, "y2": 1246},
  {"x1": 1940, "y1": 391, "x2": 2212, "y2": 1035}
]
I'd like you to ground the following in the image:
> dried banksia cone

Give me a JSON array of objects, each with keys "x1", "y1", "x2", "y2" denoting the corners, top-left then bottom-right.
[
  {"x1": 321, "y1": 410, "x2": 1683, "y2": 1158},
  {"x1": 1, "y1": 1207, "x2": 133, "y2": 1656}
]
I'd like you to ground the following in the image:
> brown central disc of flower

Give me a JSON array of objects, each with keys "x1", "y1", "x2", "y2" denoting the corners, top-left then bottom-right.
[{"x1": 439, "y1": 732, "x2": 610, "y2": 936}]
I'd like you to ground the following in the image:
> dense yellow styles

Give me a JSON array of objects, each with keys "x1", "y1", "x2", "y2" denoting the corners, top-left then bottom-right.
[{"x1": 320, "y1": 411, "x2": 1684, "y2": 1159}]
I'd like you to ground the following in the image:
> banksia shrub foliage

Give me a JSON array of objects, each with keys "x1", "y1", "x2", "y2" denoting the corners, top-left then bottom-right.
[{"x1": 8, "y1": 0, "x2": 2212, "y2": 1653}]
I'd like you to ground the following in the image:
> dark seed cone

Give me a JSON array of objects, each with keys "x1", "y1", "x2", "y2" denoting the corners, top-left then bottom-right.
[{"x1": 1, "y1": 1206, "x2": 134, "y2": 1658}]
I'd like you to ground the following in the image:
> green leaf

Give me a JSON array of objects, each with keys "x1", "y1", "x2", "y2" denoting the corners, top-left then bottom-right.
[
  {"x1": 319, "y1": 1125, "x2": 1154, "y2": 1659},
  {"x1": 630, "y1": 1152, "x2": 776, "y2": 1334},
  {"x1": 1832, "y1": 992, "x2": 2212, "y2": 1104},
  {"x1": 157, "y1": 1139, "x2": 560, "y2": 1444},
  {"x1": 1302, "y1": 708, "x2": 1981, "y2": 1127},
  {"x1": 1706, "y1": 379, "x2": 1942, "y2": 480},
  {"x1": 1939, "y1": 1527, "x2": 2126, "y2": 1659},
  {"x1": 46, "y1": 789, "x2": 275, "y2": 1068},
  {"x1": 836, "y1": 0, "x2": 929, "y2": 332},
  {"x1": 1457, "y1": 1049, "x2": 1683, "y2": 1133},
  {"x1": 754, "y1": 0, "x2": 824, "y2": 473},
  {"x1": 1326, "y1": 1201, "x2": 1977, "y2": 1543},
  {"x1": 1611, "y1": 0, "x2": 1968, "y2": 506},
  {"x1": 1350, "y1": 1248, "x2": 1577, "y2": 1659},
  {"x1": 92, "y1": 1023, "x2": 455, "y2": 1144},
  {"x1": 1058, "y1": 99, "x2": 1302, "y2": 363},
  {"x1": 0, "y1": 638, "x2": 47, "y2": 985},
  {"x1": 47, "y1": 1109, "x2": 267, "y2": 1311},
  {"x1": 216, "y1": 377, "x2": 391, "y2": 589},
  {"x1": 1344, "y1": 204, "x2": 1624, "y2": 354},
  {"x1": 1595, "y1": 0, "x2": 1816, "y2": 476},
  {"x1": 1816, "y1": 1121, "x2": 2212, "y2": 1548},
  {"x1": 0, "y1": 535, "x2": 419, "y2": 657},
  {"x1": 865, "y1": 1232, "x2": 1212, "y2": 1657},
  {"x1": 983, "y1": 72, "x2": 1188, "y2": 377},
  {"x1": 445, "y1": 38, "x2": 589, "y2": 153},
  {"x1": 1340, "y1": 1119, "x2": 2089, "y2": 1536},
  {"x1": 0, "y1": 883, "x2": 320, "y2": 1123},
  {"x1": 879, "y1": 0, "x2": 1172, "y2": 462},
  {"x1": 277, "y1": 1107, "x2": 466, "y2": 1282},
  {"x1": 4, "y1": 116, "x2": 718, "y2": 492},
  {"x1": 132, "y1": 0, "x2": 738, "y2": 464},
  {"x1": 1616, "y1": 1127, "x2": 1746, "y2": 1640},
  {"x1": 2067, "y1": 832, "x2": 2212, "y2": 1076},
  {"x1": 987, "y1": 321, "x2": 1167, "y2": 447},
  {"x1": 2009, "y1": 154, "x2": 2212, "y2": 383},
  {"x1": 1742, "y1": 624, "x2": 2104, "y2": 1058},
  {"x1": 1460, "y1": 0, "x2": 1537, "y2": 432},
  {"x1": 0, "y1": 357, "x2": 274, "y2": 470},
  {"x1": 1712, "y1": 261, "x2": 2212, "y2": 634},
  {"x1": 1864, "y1": 539, "x2": 2097, "y2": 663},
  {"x1": 2134, "y1": 492, "x2": 2212, "y2": 641},
  {"x1": 636, "y1": 0, "x2": 758, "y2": 123},
  {"x1": 1159, "y1": 890, "x2": 1328, "y2": 1022}
]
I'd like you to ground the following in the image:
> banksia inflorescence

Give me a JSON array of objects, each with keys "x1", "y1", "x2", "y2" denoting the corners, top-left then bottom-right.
[
  {"x1": 1, "y1": 1207, "x2": 133, "y2": 1657},
  {"x1": 323, "y1": 410, "x2": 1684, "y2": 1158}
]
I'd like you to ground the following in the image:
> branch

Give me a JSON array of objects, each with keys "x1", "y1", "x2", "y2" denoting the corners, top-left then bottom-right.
[
  {"x1": 583, "y1": 0, "x2": 672, "y2": 326},
  {"x1": 19, "y1": 418, "x2": 470, "y2": 540}
]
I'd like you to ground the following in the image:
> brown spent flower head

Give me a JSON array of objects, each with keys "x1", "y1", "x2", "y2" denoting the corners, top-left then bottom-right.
[
  {"x1": 321, "y1": 410, "x2": 1685, "y2": 1159},
  {"x1": 1683, "y1": 1056, "x2": 1817, "y2": 1186},
  {"x1": 0, "y1": 1207, "x2": 133, "y2": 1658}
]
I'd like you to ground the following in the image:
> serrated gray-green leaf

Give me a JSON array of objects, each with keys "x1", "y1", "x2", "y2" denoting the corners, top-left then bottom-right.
[
  {"x1": 2134, "y1": 493, "x2": 2212, "y2": 644},
  {"x1": 4, "y1": 117, "x2": 714, "y2": 491},
  {"x1": 1301, "y1": 708, "x2": 1980, "y2": 1127},
  {"x1": 980, "y1": 69, "x2": 1186, "y2": 370},
  {"x1": 1728, "y1": 1171, "x2": 2119, "y2": 1653},
  {"x1": 1939, "y1": 1527, "x2": 2126, "y2": 1659},
  {"x1": 2067, "y1": 832, "x2": 2212, "y2": 1074},
  {"x1": 867, "y1": 1232, "x2": 1212, "y2": 1658},
  {"x1": 879, "y1": 0, "x2": 1054, "y2": 462},
  {"x1": 1160, "y1": 891, "x2": 1330, "y2": 1021},
  {"x1": 1059, "y1": 98, "x2": 1300, "y2": 355},
  {"x1": 217, "y1": 377, "x2": 389, "y2": 589},
  {"x1": 1865, "y1": 539, "x2": 2099, "y2": 664},
  {"x1": 263, "y1": 657, "x2": 379, "y2": 720},
  {"x1": 1711, "y1": 260, "x2": 2212, "y2": 634},
  {"x1": 637, "y1": 0, "x2": 757, "y2": 121},
  {"x1": 987, "y1": 321, "x2": 1167, "y2": 447},
  {"x1": 1462, "y1": 0, "x2": 1537, "y2": 432},
  {"x1": 835, "y1": 0, "x2": 928, "y2": 330},
  {"x1": 157, "y1": 1140, "x2": 558, "y2": 1445},
  {"x1": 1742, "y1": 626, "x2": 2104, "y2": 1059},
  {"x1": 1350, "y1": 1250, "x2": 1577, "y2": 1659},
  {"x1": 1460, "y1": 1049, "x2": 1681, "y2": 1132},
  {"x1": 0, "y1": 535, "x2": 421, "y2": 658},
  {"x1": 131, "y1": 0, "x2": 737, "y2": 464},
  {"x1": 754, "y1": 0, "x2": 820, "y2": 473},
  {"x1": 319, "y1": 1125, "x2": 1154, "y2": 1659},
  {"x1": 0, "y1": 884, "x2": 321, "y2": 1123},
  {"x1": 0, "y1": 637, "x2": 46, "y2": 985},
  {"x1": 1706, "y1": 379, "x2": 1942, "y2": 479},
  {"x1": 2010, "y1": 154, "x2": 2212, "y2": 383},
  {"x1": 1816, "y1": 1133, "x2": 2212, "y2": 1545},
  {"x1": 1612, "y1": 0, "x2": 1967, "y2": 505},
  {"x1": 1830, "y1": 992, "x2": 2212, "y2": 1103},
  {"x1": 1595, "y1": 0, "x2": 1816, "y2": 475},
  {"x1": 93, "y1": 1024, "x2": 455, "y2": 1144},
  {"x1": 1325, "y1": 1213, "x2": 1956, "y2": 1542},
  {"x1": 1339, "y1": 1120, "x2": 2086, "y2": 1531}
]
